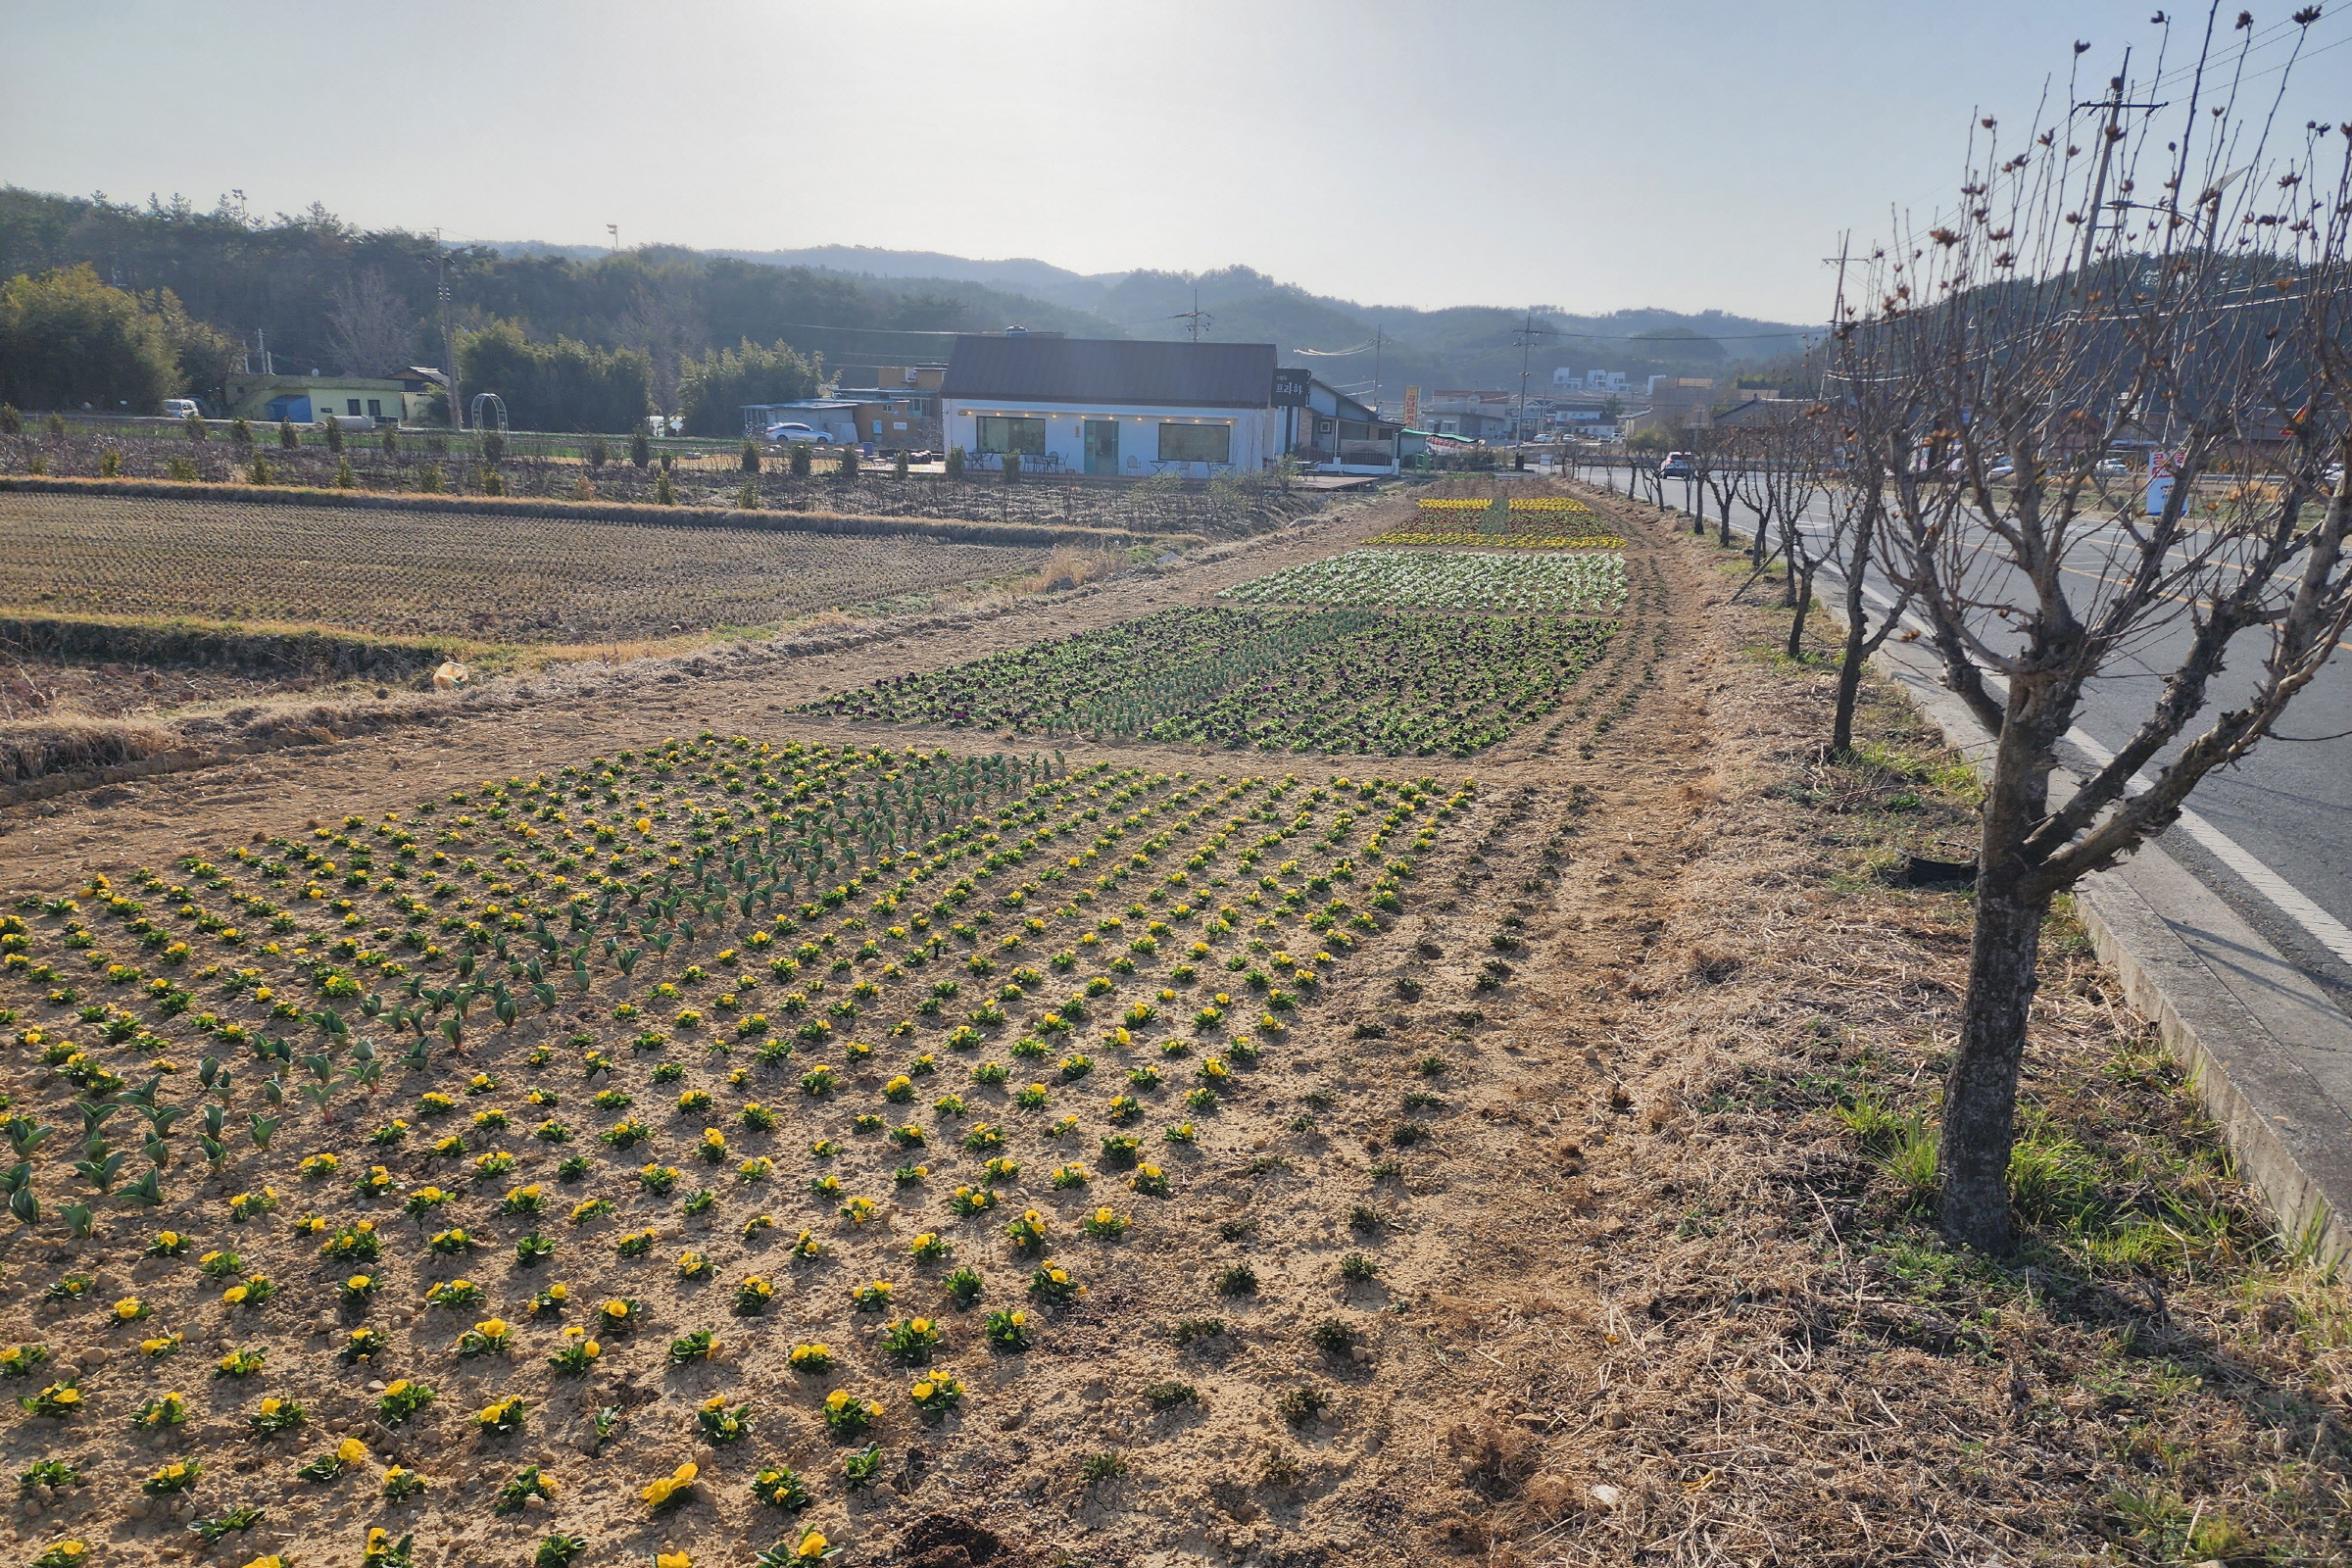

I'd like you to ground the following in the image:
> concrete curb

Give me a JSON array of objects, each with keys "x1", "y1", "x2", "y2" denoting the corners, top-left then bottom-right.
[{"x1": 1868, "y1": 634, "x2": 2352, "y2": 1272}]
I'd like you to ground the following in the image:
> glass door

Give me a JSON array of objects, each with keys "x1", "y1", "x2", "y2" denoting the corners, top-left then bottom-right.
[{"x1": 1084, "y1": 419, "x2": 1119, "y2": 475}]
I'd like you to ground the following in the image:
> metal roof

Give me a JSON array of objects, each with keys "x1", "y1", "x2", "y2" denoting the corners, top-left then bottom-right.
[{"x1": 942, "y1": 336, "x2": 1277, "y2": 409}]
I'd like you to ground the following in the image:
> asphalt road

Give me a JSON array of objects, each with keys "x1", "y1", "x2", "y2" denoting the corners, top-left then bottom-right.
[{"x1": 1568, "y1": 460, "x2": 2352, "y2": 1017}]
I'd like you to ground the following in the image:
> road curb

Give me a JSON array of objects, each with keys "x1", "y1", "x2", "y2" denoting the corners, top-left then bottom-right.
[{"x1": 1868, "y1": 636, "x2": 2352, "y2": 1271}]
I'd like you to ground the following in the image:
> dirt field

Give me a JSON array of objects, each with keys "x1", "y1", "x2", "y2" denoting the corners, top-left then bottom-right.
[
  {"x1": 0, "y1": 495, "x2": 1067, "y2": 646},
  {"x1": 0, "y1": 435, "x2": 1328, "y2": 537},
  {"x1": 0, "y1": 485, "x2": 2340, "y2": 1568}
]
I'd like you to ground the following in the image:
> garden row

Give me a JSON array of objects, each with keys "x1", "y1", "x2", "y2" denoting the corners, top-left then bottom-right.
[{"x1": 808, "y1": 605, "x2": 1618, "y2": 756}]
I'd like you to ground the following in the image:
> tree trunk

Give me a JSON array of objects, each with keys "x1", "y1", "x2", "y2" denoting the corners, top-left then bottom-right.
[
  {"x1": 1831, "y1": 564, "x2": 1870, "y2": 753},
  {"x1": 1936, "y1": 734, "x2": 2054, "y2": 1253},
  {"x1": 1786, "y1": 567, "x2": 1816, "y2": 657},
  {"x1": 1717, "y1": 491, "x2": 1734, "y2": 549}
]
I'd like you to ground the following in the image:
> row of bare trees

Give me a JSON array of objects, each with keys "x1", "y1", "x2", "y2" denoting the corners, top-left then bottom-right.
[{"x1": 1581, "y1": 16, "x2": 2350, "y2": 1255}]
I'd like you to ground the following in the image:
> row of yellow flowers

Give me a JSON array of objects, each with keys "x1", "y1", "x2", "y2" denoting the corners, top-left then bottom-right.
[{"x1": 1412, "y1": 496, "x2": 1594, "y2": 513}]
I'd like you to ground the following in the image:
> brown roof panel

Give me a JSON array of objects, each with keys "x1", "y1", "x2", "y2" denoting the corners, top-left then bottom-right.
[{"x1": 942, "y1": 336, "x2": 1277, "y2": 409}]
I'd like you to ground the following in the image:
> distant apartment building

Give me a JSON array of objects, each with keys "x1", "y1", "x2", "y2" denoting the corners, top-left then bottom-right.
[{"x1": 1419, "y1": 389, "x2": 1515, "y2": 441}]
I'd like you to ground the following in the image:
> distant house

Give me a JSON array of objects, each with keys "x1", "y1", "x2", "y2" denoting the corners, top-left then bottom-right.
[
  {"x1": 1419, "y1": 390, "x2": 1514, "y2": 442},
  {"x1": 937, "y1": 335, "x2": 1396, "y2": 476},
  {"x1": 223, "y1": 371, "x2": 428, "y2": 425},
  {"x1": 826, "y1": 363, "x2": 947, "y2": 450}
]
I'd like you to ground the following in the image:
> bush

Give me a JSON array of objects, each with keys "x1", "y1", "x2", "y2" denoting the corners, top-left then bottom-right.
[
  {"x1": 629, "y1": 429, "x2": 651, "y2": 469},
  {"x1": 417, "y1": 463, "x2": 443, "y2": 493},
  {"x1": 0, "y1": 405, "x2": 19, "y2": 436},
  {"x1": 736, "y1": 478, "x2": 759, "y2": 509},
  {"x1": 587, "y1": 436, "x2": 609, "y2": 468},
  {"x1": 481, "y1": 429, "x2": 506, "y2": 465},
  {"x1": 0, "y1": 265, "x2": 180, "y2": 414},
  {"x1": 654, "y1": 469, "x2": 676, "y2": 506},
  {"x1": 571, "y1": 475, "x2": 595, "y2": 501},
  {"x1": 43, "y1": 413, "x2": 65, "y2": 438},
  {"x1": 836, "y1": 445, "x2": 858, "y2": 480},
  {"x1": 276, "y1": 418, "x2": 297, "y2": 449},
  {"x1": 479, "y1": 466, "x2": 505, "y2": 496},
  {"x1": 247, "y1": 454, "x2": 271, "y2": 485},
  {"x1": 1003, "y1": 450, "x2": 1021, "y2": 484},
  {"x1": 186, "y1": 412, "x2": 208, "y2": 443},
  {"x1": 379, "y1": 424, "x2": 399, "y2": 456},
  {"x1": 229, "y1": 417, "x2": 253, "y2": 446},
  {"x1": 458, "y1": 320, "x2": 650, "y2": 433},
  {"x1": 893, "y1": 449, "x2": 909, "y2": 479},
  {"x1": 334, "y1": 458, "x2": 357, "y2": 489},
  {"x1": 323, "y1": 417, "x2": 343, "y2": 453},
  {"x1": 740, "y1": 438, "x2": 760, "y2": 474},
  {"x1": 788, "y1": 442, "x2": 810, "y2": 478},
  {"x1": 945, "y1": 446, "x2": 964, "y2": 479},
  {"x1": 676, "y1": 338, "x2": 819, "y2": 438},
  {"x1": 98, "y1": 449, "x2": 121, "y2": 476}
]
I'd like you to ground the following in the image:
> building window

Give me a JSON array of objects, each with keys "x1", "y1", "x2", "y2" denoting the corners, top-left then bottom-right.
[
  {"x1": 973, "y1": 416, "x2": 1046, "y2": 456},
  {"x1": 347, "y1": 399, "x2": 363, "y2": 416},
  {"x1": 368, "y1": 399, "x2": 382, "y2": 417},
  {"x1": 1156, "y1": 422, "x2": 1230, "y2": 465}
]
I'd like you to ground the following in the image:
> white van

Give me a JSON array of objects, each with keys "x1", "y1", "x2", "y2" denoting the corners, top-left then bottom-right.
[{"x1": 162, "y1": 399, "x2": 202, "y2": 421}]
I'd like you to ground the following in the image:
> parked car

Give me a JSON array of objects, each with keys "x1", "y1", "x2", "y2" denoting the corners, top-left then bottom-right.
[
  {"x1": 763, "y1": 421, "x2": 827, "y2": 445},
  {"x1": 1658, "y1": 451, "x2": 1694, "y2": 479},
  {"x1": 1985, "y1": 460, "x2": 2016, "y2": 481},
  {"x1": 161, "y1": 399, "x2": 201, "y2": 420}
]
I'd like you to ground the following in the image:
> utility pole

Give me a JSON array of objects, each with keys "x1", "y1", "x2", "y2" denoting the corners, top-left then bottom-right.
[
  {"x1": 2074, "y1": 53, "x2": 2163, "y2": 285},
  {"x1": 607, "y1": 223, "x2": 619, "y2": 253},
  {"x1": 1513, "y1": 311, "x2": 1554, "y2": 444},
  {"x1": 1175, "y1": 287, "x2": 1213, "y2": 344},
  {"x1": 1370, "y1": 324, "x2": 1387, "y2": 418},
  {"x1": 438, "y1": 230, "x2": 462, "y2": 431}
]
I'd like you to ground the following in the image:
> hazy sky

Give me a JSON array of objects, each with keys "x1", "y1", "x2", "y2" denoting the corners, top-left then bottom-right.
[{"x1": 6, "y1": 1, "x2": 2347, "y2": 322}]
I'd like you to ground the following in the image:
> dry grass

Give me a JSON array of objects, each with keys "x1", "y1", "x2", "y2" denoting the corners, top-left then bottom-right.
[
  {"x1": 0, "y1": 717, "x2": 178, "y2": 784},
  {"x1": 1408, "y1": 520, "x2": 2352, "y2": 1567}
]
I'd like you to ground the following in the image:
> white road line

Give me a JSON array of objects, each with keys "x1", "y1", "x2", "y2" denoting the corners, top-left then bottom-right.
[
  {"x1": 1829, "y1": 573, "x2": 2352, "y2": 968},
  {"x1": 2061, "y1": 726, "x2": 2352, "y2": 969}
]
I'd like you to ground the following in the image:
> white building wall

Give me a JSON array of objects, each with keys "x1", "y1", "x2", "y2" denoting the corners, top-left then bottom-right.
[{"x1": 940, "y1": 398, "x2": 1279, "y2": 475}]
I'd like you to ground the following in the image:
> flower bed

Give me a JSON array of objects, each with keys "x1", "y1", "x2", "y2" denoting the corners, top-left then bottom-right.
[{"x1": 0, "y1": 736, "x2": 1479, "y2": 1559}]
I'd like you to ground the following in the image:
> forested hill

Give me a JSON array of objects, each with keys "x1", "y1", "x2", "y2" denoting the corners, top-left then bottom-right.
[{"x1": 0, "y1": 188, "x2": 1119, "y2": 386}]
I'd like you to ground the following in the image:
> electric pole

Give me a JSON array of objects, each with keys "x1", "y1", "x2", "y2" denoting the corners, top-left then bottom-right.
[
  {"x1": 607, "y1": 223, "x2": 619, "y2": 253},
  {"x1": 1514, "y1": 311, "x2": 1554, "y2": 443},
  {"x1": 1370, "y1": 324, "x2": 1387, "y2": 418},
  {"x1": 438, "y1": 230, "x2": 462, "y2": 431},
  {"x1": 1175, "y1": 287, "x2": 1213, "y2": 344}
]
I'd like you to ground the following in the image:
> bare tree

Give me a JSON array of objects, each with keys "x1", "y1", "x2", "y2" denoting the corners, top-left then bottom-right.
[
  {"x1": 1816, "y1": 337, "x2": 1917, "y2": 755},
  {"x1": 322, "y1": 270, "x2": 416, "y2": 378},
  {"x1": 1846, "y1": 15, "x2": 2352, "y2": 1251},
  {"x1": 617, "y1": 283, "x2": 704, "y2": 417}
]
